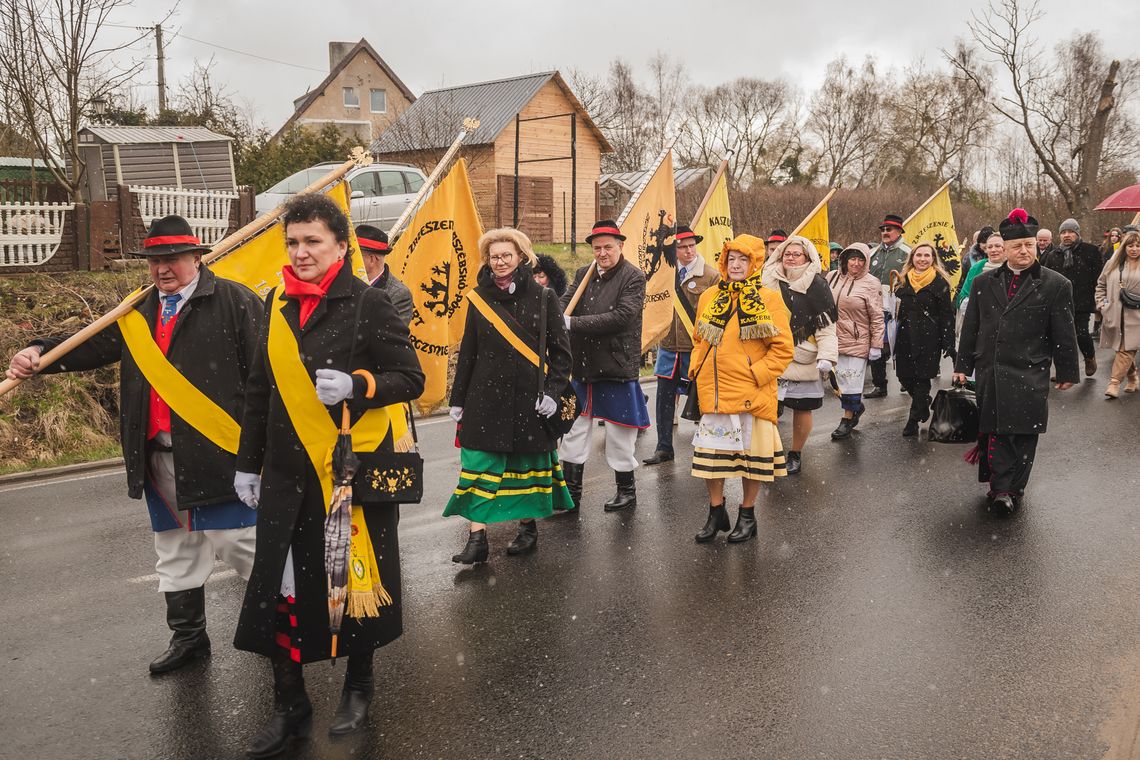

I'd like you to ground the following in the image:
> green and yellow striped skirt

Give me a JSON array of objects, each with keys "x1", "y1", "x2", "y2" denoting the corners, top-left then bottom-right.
[{"x1": 443, "y1": 449, "x2": 575, "y2": 523}]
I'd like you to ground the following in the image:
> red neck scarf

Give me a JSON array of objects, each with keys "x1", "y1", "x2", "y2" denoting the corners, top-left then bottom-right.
[
  {"x1": 281, "y1": 258, "x2": 344, "y2": 327},
  {"x1": 494, "y1": 271, "x2": 514, "y2": 290}
]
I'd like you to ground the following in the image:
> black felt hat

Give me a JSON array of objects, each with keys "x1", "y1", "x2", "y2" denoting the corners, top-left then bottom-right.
[
  {"x1": 674, "y1": 223, "x2": 703, "y2": 245},
  {"x1": 999, "y1": 208, "x2": 1039, "y2": 241},
  {"x1": 878, "y1": 214, "x2": 905, "y2": 232},
  {"x1": 355, "y1": 224, "x2": 390, "y2": 253},
  {"x1": 130, "y1": 215, "x2": 211, "y2": 257},
  {"x1": 767, "y1": 229, "x2": 788, "y2": 244},
  {"x1": 585, "y1": 219, "x2": 626, "y2": 243}
]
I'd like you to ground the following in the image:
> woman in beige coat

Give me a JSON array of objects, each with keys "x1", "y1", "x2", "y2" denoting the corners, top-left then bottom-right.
[
  {"x1": 825, "y1": 243, "x2": 884, "y2": 440},
  {"x1": 1095, "y1": 229, "x2": 1140, "y2": 398},
  {"x1": 762, "y1": 236, "x2": 838, "y2": 474}
]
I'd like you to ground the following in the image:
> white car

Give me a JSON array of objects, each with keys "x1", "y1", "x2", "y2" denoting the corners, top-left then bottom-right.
[{"x1": 255, "y1": 161, "x2": 427, "y2": 233}]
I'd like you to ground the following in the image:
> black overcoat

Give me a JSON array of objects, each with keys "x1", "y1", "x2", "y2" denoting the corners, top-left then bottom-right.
[
  {"x1": 1040, "y1": 241, "x2": 1101, "y2": 313},
  {"x1": 560, "y1": 257, "x2": 646, "y2": 382},
  {"x1": 893, "y1": 274, "x2": 955, "y2": 380},
  {"x1": 449, "y1": 263, "x2": 571, "y2": 453},
  {"x1": 35, "y1": 268, "x2": 261, "y2": 508},
  {"x1": 234, "y1": 262, "x2": 424, "y2": 663},
  {"x1": 955, "y1": 263, "x2": 1080, "y2": 435}
]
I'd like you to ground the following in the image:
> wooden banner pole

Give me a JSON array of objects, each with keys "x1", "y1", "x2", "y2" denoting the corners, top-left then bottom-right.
[
  {"x1": 386, "y1": 118, "x2": 480, "y2": 241},
  {"x1": 689, "y1": 153, "x2": 732, "y2": 228},
  {"x1": 903, "y1": 177, "x2": 954, "y2": 230}
]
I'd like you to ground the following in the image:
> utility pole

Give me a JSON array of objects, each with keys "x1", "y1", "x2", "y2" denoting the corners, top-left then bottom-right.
[{"x1": 155, "y1": 24, "x2": 167, "y2": 113}]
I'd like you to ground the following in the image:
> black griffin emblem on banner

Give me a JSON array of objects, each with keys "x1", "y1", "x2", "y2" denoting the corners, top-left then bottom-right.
[
  {"x1": 931, "y1": 232, "x2": 960, "y2": 277},
  {"x1": 639, "y1": 209, "x2": 676, "y2": 279},
  {"x1": 400, "y1": 219, "x2": 470, "y2": 356}
]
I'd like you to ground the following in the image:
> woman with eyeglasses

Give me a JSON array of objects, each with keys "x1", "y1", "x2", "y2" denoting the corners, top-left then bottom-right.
[{"x1": 761, "y1": 236, "x2": 838, "y2": 474}]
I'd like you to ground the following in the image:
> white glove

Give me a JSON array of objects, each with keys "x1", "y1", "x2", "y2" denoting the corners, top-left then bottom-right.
[
  {"x1": 449, "y1": 406, "x2": 463, "y2": 423},
  {"x1": 314, "y1": 368, "x2": 354, "y2": 405},
  {"x1": 563, "y1": 315, "x2": 572, "y2": 330},
  {"x1": 234, "y1": 471, "x2": 261, "y2": 508},
  {"x1": 817, "y1": 359, "x2": 833, "y2": 375},
  {"x1": 535, "y1": 394, "x2": 558, "y2": 418},
  {"x1": 869, "y1": 348, "x2": 882, "y2": 361}
]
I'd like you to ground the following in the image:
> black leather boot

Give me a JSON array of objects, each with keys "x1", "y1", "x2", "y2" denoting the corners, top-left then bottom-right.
[
  {"x1": 506, "y1": 520, "x2": 538, "y2": 555},
  {"x1": 727, "y1": 506, "x2": 758, "y2": 543},
  {"x1": 329, "y1": 652, "x2": 373, "y2": 737},
  {"x1": 451, "y1": 528, "x2": 488, "y2": 564},
  {"x1": 149, "y1": 586, "x2": 211, "y2": 674},
  {"x1": 831, "y1": 417, "x2": 855, "y2": 440},
  {"x1": 902, "y1": 417, "x2": 919, "y2": 437},
  {"x1": 786, "y1": 451, "x2": 802, "y2": 475},
  {"x1": 603, "y1": 471, "x2": 637, "y2": 512},
  {"x1": 561, "y1": 462, "x2": 583, "y2": 510},
  {"x1": 695, "y1": 503, "x2": 730, "y2": 542},
  {"x1": 246, "y1": 655, "x2": 312, "y2": 758}
]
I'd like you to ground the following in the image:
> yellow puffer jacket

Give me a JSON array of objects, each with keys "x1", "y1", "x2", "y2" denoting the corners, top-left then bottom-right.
[{"x1": 689, "y1": 234, "x2": 794, "y2": 423}]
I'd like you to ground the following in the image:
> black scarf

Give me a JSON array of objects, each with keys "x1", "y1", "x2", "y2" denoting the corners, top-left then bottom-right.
[{"x1": 778, "y1": 275, "x2": 838, "y2": 345}]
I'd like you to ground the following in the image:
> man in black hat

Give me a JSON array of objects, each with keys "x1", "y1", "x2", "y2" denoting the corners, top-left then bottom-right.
[
  {"x1": 953, "y1": 208, "x2": 1079, "y2": 514},
  {"x1": 644, "y1": 224, "x2": 720, "y2": 464},
  {"x1": 559, "y1": 220, "x2": 649, "y2": 511},
  {"x1": 6, "y1": 215, "x2": 263, "y2": 674},
  {"x1": 765, "y1": 229, "x2": 788, "y2": 260},
  {"x1": 865, "y1": 213, "x2": 911, "y2": 398},
  {"x1": 356, "y1": 224, "x2": 413, "y2": 325}
]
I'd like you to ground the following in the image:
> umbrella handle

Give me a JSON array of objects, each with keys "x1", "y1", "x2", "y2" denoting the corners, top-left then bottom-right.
[{"x1": 340, "y1": 402, "x2": 351, "y2": 434}]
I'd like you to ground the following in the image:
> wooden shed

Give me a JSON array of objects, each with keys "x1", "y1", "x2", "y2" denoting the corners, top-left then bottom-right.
[
  {"x1": 370, "y1": 71, "x2": 611, "y2": 244},
  {"x1": 70, "y1": 126, "x2": 237, "y2": 202}
]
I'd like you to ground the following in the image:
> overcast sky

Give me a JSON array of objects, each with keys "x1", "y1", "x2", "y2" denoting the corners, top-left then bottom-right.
[{"x1": 109, "y1": 0, "x2": 1139, "y2": 129}]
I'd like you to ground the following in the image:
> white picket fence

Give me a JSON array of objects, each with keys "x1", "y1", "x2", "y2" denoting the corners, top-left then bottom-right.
[
  {"x1": 130, "y1": 185, "x2": 238, "y2": 246},
  {"x1": 0, "y1": 202, "x2": 74, "y2": 267}
]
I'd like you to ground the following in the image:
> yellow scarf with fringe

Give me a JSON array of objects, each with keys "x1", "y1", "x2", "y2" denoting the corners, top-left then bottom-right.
[
  {"x1": 266, "y1": 290, "x2": 412, "y2": 619},
  {"x1": 907, "y1": 267, "x2": 937, "y2": 293},
  {"x1": 695, "y1": 273, "x2": 778, "y2": 345}
]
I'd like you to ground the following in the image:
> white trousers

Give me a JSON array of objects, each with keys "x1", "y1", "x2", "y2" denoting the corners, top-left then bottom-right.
[
  {"x1": 558, "y1": 415, "x2": 639, "y2": 472},
  {"x1": 153, "y1": 526, "x2": 257, "y2": 593}
]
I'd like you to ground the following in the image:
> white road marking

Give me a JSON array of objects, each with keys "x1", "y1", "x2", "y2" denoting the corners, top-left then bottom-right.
[{"x1": 0, "y1": 468, "x2": 122, "y2": 494}]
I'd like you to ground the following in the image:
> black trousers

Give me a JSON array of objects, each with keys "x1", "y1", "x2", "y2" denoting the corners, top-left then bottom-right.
[
  {"x1": 869, "y1": 356, "x2": 889, "y2": 389},
  {"x1": 1074, "y1": 312, "x2": 1095, "y2": 360},
  {"x1": 654, "y1": 374, "x2": 682, "y2": 454},
  {"x1": 978, "y1": 433, "x2": 1039, "y2": 497},
  {"x1": 899, "y1": 377, "x2": 932, "y2": 422}
]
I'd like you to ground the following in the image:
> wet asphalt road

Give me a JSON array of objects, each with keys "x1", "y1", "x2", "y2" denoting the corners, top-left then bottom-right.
[{"x1": 2, "y1": 349, "x2": 1139, "y2": 760}]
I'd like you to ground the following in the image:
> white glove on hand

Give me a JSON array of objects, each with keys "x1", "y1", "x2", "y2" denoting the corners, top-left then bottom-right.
[
  {"x1": 449, "y1": 406, "x2": 464, "y2": 423},
  {"x1": 817, "y1": 359, "x2": 833, "y2": 375},
  {"x1": 868, "y1": 348, "x2": 882, "y2": 361},
  {"x1": 563, "y1": 315, "x2": 572, "y2": 330},
  {"x1": 234, "y1": 471, "x2": 261, "y2": 508},
  {"x1": 314, "y1": 368, "x2": 354, "y2": 405},
  {"x1": 535, "y1": 395, "x2": 558, "y2": 418}
]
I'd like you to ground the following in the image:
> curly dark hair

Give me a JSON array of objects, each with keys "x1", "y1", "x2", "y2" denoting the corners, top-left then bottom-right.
[{"x1": 281, "y1": 192, "x2": 354, "y2": 263}]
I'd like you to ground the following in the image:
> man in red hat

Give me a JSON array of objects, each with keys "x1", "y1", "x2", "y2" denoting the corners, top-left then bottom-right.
[
  {"x1": 355, "y1": 224, "x2": 413, "y2": 325},
  {"x1": 6, "y1": 215, "x2": 263, "y2": 674},
  {"x1": 953, "y1": 208, "x2": 1079, "y2": 514},
  {"x1": 865, "y1": 213, "x2": 911, "y2": 398},
  {"x1": 644, "y1": 223, "x2": 720, "y2": 464},
  {"x1": 559, "y1": 219, "x2": 648, "y2": 511},
  {"x1": 765, "y1": 229, "x2": 788, "y2": 260}
]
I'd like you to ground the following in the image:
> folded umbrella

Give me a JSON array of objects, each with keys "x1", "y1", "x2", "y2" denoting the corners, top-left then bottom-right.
[{"x1": 324, "y1": 402, "x2": 358, "y2": 663}]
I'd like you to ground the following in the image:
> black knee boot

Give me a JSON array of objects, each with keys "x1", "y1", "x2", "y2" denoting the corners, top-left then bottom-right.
[
  {"x1": 246, "y1": 654, "x2": 312, "y2": 758},
  {"x1": 329, "y1": 652, "x2": 374, "y2": 737},
  {"x1": 150, "y1": 586, "x2": 211, "y2": 674},
  {"x1": 604, "y1": 470, "x2": 637, "y2": 512},
  {"x1": 561, "y1": 461, "x2": 583, "y2": 510}
]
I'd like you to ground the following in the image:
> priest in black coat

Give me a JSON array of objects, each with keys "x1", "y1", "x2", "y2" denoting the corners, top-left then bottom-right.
[{"x1": 954, "y1": 208, "x2": 1080, "y2": 514}]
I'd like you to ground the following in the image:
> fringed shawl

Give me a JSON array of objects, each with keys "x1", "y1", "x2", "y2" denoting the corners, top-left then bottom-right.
[
  {"x1": 778, "y1": 275, "x2": 838, "y2": 346},
  {"x1": 695, "y1": 274, "x2": 779, "y2": 346}
]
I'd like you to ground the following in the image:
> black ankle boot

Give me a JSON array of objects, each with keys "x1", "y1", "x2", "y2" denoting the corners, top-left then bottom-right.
[
  {"x1": 902, "y1": 418, "x2": 919, "y2": 437},
  {"x1": 727, "y1": 506, "x2": 758, "y2": 543},
  {"x1": 150, "y1": 586, "x2": 211, "y2": 674},
  {"x1": 451, "y1": 528, "x2": 488, "y2": 564},
  {"x1": 603, "y1": 470, "x2": 636, "y2": 512},
  {"x1": 786, "y1": 451, "x2": 802, "y2": 475},
  {"x1": 246, "y1": 655, "x2": 312, "y2": 758},
  {"x1": 695, "y1": 503, "x2": 730, "y2": 542},
  {"x1": 506, "y1": 520, "x2": 538, "y2": 555},
  {"x1": 561, "y1": 462, "x2": 583, "y2": 510},
  {"x1": 831, "y1": 417, "x2": 855, "y2": 440},
  {"x1": 329, "y1": 653, "x2": 374, "y2": 737}
]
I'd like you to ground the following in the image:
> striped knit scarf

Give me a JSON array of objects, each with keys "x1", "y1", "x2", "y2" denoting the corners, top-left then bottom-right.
[{"x1": 695, "y1": 274, "x2": 778, "y2": 345}]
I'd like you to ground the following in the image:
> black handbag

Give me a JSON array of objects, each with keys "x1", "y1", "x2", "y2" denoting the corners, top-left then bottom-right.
[
  {"x1": 1118, "y1": 259, "x2": 1140, "y2": 309},
  {"x1": 344, "y1": 292, "x2": 424, "y2": 504},
  {"x1": 680, "y1": 352, "x2": 708, "y2": 422},
  {"x1": 538, "y1": 287, "x2": 581, "y2": 438},
  {"x1": 927, "y1": 384, "x2": 979, "y2": 443}
]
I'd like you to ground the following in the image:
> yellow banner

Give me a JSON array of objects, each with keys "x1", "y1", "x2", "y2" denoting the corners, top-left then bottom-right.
[
  {"x1": 385, "y1": 158, "x2": 484, "y2": 413},
  {"x1": 799, "y1": 202, "x2": 831, "y2": 271},
  {"x1": 904, "y1": 183, "x2": 961, "y2": 283},
  {"x1": 211, "y1": 181, "x2": 366, "y2": 298},
  {"x1": 619, "y1": 150, "x2": 678, "y2": 353},
  {"x1": 692, "y1": 169, "x2": 733, "y2": 264}
]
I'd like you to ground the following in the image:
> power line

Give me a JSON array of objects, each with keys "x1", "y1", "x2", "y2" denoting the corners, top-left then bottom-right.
[{"x1": 175, "y1": 33, "x2": 325, "y2": 73}]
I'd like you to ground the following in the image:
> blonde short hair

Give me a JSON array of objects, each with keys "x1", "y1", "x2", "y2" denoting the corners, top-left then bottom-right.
[{"x1": 477, "y1": 227, "x2": 538, "y2": 267}]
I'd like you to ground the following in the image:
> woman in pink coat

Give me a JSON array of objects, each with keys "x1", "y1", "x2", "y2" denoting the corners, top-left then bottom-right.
[{"x1": 825, "y1": 243, "x2": 884, "y2": 440}]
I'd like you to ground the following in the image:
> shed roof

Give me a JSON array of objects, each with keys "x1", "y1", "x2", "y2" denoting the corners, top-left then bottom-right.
[
  {"x1": 370, "y1": 71, "x2": 611, "y2": 154},
  {"x1": 80, "y1": 126, "x2": 233, "y2": 144},
  {"x1": 0, "y1": 157, "x2": 49, "y2": 168},
  {"x1": 600, "y1": 166, "x2": 711, "y2": 193}
]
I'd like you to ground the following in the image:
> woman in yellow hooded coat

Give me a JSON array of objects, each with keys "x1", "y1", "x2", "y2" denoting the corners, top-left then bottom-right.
[{"x1": 688, "y1": 234, "x2": 794, "y2": 543}]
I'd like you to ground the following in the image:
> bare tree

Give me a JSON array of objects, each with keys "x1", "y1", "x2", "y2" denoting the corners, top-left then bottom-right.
[
  {"x1": 803, "y1": 56, "x2": 883, "y2": 187},
  {"x1": 0, "y1": 0, "x2": 159, "y2": 201},
  {"x1": 948, "y1": 0, "x2": 1129, "y2": 225},
  {"x1": 644, "y1": 52, "x2": 687, "y2": 150}
]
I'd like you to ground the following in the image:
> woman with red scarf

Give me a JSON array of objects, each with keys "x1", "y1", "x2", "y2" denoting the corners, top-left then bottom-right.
[{"x1": 233, "y1": 193, "x2": 424, "y2": 757}]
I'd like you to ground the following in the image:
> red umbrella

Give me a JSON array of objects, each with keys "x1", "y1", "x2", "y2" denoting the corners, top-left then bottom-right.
[{"x1": 1095, "y1": 185, "x2": 1140, "y2": 212}]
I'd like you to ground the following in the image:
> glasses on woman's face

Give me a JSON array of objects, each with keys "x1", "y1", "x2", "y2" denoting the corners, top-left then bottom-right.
[
  {"x1": 783, "y1": 251, "x2": 806, "y2": 261},
  {"x1": 489, "y1": 253, "x2": 515, "y2": 263}
]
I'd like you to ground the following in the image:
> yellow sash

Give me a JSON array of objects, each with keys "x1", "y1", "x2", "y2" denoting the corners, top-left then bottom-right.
[
  {"x1": 466, "y1": 290, "x2": 541, "y2": 367},
  {"x1": 671, "y1": 291, "x2": 696, "y2": 339},
  {"x1": 266, "y1": 290, "x2": 409, "y2": 617},
  {"x1": 118, "y1": 305, "x2": 241, "y2": 454}
]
